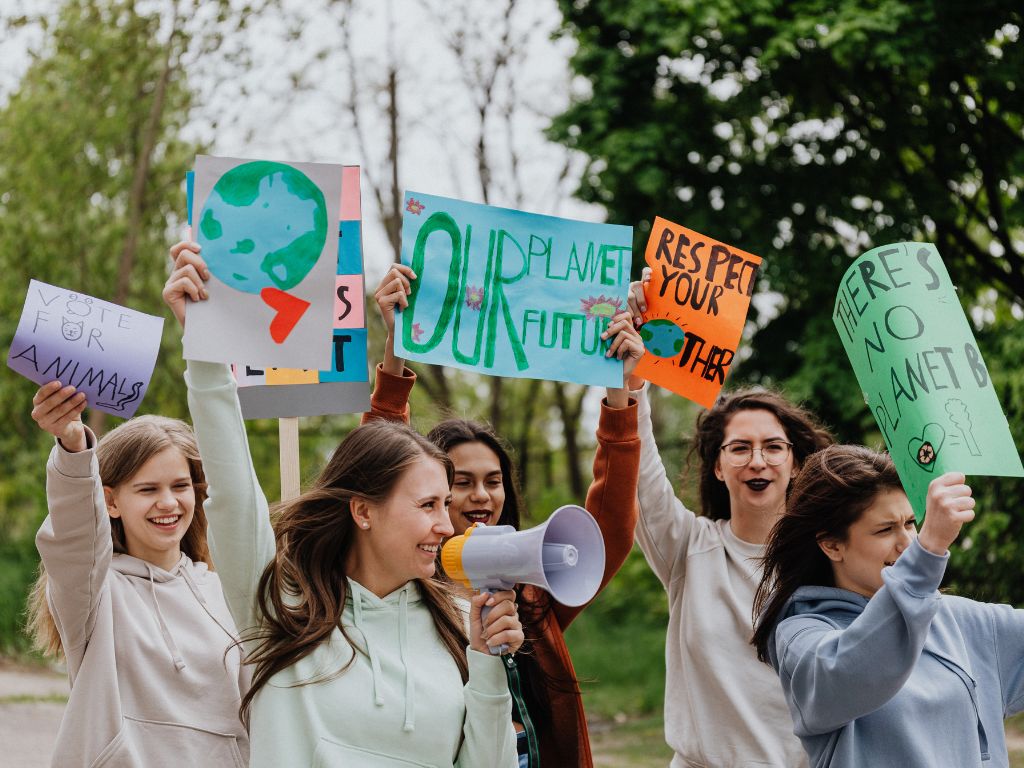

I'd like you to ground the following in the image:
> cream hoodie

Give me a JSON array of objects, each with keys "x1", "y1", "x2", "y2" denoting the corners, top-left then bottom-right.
[
  {"x1": 36, "y1": 435, "x2": 250, "y2": 768},
  {"x1": 186, "y1": 360, "x2": 517, "y2": 768}
]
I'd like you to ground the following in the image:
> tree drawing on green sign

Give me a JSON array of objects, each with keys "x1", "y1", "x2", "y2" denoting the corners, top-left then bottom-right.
[{"x1": 198, "y1": 160, "x2": 328, "y2": 343}]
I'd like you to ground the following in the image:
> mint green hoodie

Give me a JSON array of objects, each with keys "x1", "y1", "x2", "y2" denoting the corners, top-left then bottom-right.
[
  {"x1": 185, "y1": 360, "x2": 518, "y2": 768},
  {"x1": 37, "y1": 434, "x2": 250, "y2": 768}
]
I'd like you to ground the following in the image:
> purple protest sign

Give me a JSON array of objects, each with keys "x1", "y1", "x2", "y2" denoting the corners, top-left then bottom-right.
[{"x1": 6, "y1": 280, "x2": 164, "y2": 418}]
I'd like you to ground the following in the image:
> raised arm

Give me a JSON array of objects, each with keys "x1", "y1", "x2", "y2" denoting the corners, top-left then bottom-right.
[
  {"x1": 165, "y1": 241, "x2": 275, "y2": 634},
  {"x1": 553, "y1": 311, "x2": 642, "y2": 629},
  {"x1": 361, "y1": 263, "x2": 419, "y2": 425},
  {"x1": 31, "y1": 382, "x2": 108, "y2": 677}
]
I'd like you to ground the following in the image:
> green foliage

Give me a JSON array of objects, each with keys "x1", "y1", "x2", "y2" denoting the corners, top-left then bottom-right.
[{"x1": 552, "y1": 0, "x2": 1024, "y2": 602}]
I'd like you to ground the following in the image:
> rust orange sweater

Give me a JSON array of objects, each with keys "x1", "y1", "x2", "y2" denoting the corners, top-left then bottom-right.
[{"x1": 362, "y1": 364, "x2": 640, "y2": 767}]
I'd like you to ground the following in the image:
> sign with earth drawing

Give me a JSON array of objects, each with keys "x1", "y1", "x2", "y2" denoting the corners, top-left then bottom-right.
[
  {"x1": 834, "y1": 242, "x2": 1024, "y2": 521},
  {"x1": 394, "y1": 191, "x2": 632, "y2": 387},
  {"x1": 182, "y1": 156, "x2": 342, "y2": 370},
  {"x1": 633, "y1": 216, "x2": 762, "y2": 408}
]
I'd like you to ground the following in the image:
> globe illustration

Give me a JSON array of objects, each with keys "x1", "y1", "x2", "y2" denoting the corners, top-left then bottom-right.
[
  {"x1": 198, "y1": 161, "x2": 328, "y2": 294},
  {"x1": 639, "y1": 319, "x2": 686, "y2": 358}
]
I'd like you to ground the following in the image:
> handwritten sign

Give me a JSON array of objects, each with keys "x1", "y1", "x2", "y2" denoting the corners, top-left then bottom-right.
[
  {"x1": 834, "y1": 242, "x2": 1023, "y2": 520},
  {"x1": 7, "y1": 281, "x2": 163, "y2": 418},
  {"x1": 182, "y1": 156, "x2": 342, "y2": 370},
  {"x1": 188, "y1": 166, "x2": 370, "y2": 419},
  {"x1": 394, "y1": 191, "x2": 632, "y2": 387},
  {"x1": 633, "y1": 217, "x2": 761, "y2": 407}
]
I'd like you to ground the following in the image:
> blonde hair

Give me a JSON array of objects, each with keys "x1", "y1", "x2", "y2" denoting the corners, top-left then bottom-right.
[{"x1": 27, "y1": 415, "x2": 210, "y2": 656}]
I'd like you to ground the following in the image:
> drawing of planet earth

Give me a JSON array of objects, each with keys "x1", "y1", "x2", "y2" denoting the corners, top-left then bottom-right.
[
  {"x1": 639, "y1": 319, "x2": 686, "y2": 357},
  {"x1": 198, "y1": 161, "x2": 328, "y2": 294}
]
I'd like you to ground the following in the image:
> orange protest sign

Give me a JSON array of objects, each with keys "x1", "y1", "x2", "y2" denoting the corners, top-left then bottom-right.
[{"x1": 633, "y1": 217, "x2": 762, "y2": 408}]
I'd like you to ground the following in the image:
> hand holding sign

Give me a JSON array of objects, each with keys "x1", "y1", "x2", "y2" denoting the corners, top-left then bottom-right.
[{"x1": 31, "y1": 381, "x2": 88, "y2": 452}]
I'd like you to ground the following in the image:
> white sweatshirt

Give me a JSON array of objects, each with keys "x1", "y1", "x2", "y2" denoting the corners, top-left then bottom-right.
[
  {"x1": 633, "y1": 387, "x2": 807, "y2": 768},
  {"x1": 36, "y1": 436, "x2": 250, "y2": 768}
]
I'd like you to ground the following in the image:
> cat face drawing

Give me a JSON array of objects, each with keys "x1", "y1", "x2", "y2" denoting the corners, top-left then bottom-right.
[{"x1": 61, "y1": 317, "x2": 84, "y2": 341}]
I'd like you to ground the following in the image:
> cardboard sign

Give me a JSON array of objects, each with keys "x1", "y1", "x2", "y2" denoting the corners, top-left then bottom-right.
[
  {"x1": 633, "y1": 217, "x2": 761, "y2": 407},
  {"x1": 7, "y1": 281, "x2": 163, "y2": 418},
  {"x1": 187, "y1": 166, "x2": 370, "y2": 419},
  {"x1": 834, "y1": 242, "x2": 1024, "y2": 520},
  {"x1": 394, "y1": 191, "x2": 632, "y2": 387},
  {"x1": 182, "y1": 156, "x2": 342, "y2": 370}
]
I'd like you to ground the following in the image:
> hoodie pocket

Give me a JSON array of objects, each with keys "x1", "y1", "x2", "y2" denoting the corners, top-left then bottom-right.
[
  {"x1": 313, "y1": 737, "x2": 438, "y2": 768},
  {"x1": 91, "y1": 716, "x2": 246, "y2": 768}
]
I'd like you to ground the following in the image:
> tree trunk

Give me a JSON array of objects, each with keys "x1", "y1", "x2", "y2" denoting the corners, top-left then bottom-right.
[{"x1": 553, "y1": 384, "x2": 586, "y2": 499}]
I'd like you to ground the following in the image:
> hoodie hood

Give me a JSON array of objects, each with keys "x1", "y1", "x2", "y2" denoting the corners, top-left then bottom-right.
[
  {"x1": 112, "y1": 552, "x2": 236, "y2": 671},
  {"x1": 766, "y1": 585, "x2": 869, "y2": 670}
]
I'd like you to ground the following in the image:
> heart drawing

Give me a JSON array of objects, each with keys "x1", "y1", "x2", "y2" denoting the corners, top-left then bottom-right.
[{"x1": 907, "y1": 423, "x2": 946, "y2": 473}]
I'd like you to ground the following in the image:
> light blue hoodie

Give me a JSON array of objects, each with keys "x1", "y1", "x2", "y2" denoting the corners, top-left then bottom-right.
[{"x1": 768, "y1": 537, "x2": 1024, "y2": 768}]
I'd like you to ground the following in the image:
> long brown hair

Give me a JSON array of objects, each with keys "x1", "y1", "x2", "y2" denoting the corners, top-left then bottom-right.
[
  {"x1": 28, "y1": 415, "x2": 211, "y2": 656},
  {"x1": 240, "y1": 420, "x2": 467, "y2": 721},
  {"x1": 751, "y1": 445, "x2": 903, "y2": 662},
  {"x1": 691, "y1": 388, "x2": 833, "y2": 519}
]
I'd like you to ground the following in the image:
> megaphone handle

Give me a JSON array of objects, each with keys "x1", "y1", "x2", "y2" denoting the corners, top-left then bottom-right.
[{"x1": 480, "y1": 589, "x2": 510, "y2": 656}]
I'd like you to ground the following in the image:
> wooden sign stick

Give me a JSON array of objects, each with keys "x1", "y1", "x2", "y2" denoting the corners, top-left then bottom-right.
[{"x1": 279, "y1": 417, "x2": 301, "y2": 502}]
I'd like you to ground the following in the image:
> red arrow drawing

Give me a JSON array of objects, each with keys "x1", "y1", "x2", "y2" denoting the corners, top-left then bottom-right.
[{"x1": 260, "y1": 287, "x2": 310, "y2": 344}]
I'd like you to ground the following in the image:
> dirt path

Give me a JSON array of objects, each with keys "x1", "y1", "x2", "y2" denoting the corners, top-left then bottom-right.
[{"x1": 0, "y1": 660, "x2": 67, "y2": 768}]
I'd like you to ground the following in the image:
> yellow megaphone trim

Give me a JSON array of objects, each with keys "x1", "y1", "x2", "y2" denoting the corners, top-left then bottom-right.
[{"x1": 440, "y1": 524, "x2": 479, "y2": 590}]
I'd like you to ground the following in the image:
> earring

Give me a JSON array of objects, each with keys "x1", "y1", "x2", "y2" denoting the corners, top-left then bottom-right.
[{"x1": 361, "y1": 523, "x2": 369, "y2": 529}]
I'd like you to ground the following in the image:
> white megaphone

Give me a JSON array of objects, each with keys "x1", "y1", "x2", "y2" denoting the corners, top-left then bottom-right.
[{"x1": 440, "y1": 504, "x2": 606, "y2": 654}]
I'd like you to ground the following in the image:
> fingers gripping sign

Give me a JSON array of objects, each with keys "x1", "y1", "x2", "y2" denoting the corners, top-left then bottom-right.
[
  {"x1": 31, "y1": 381, "x2": 87, "y2": 452},
  {"x1": 163, "y1": 241, "x2": 211, "y2": 329},
  {"x1": 918, "y1": 472, "x2": 976, "y2": 555}
]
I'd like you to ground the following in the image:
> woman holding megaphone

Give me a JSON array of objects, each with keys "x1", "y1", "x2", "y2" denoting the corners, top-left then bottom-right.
[
  {"x1": 164, "y1": 243, "x2": 522, "y2": 768},
  {"x1": 371, "y1": 263, "x2": 645, "y2": 768}
]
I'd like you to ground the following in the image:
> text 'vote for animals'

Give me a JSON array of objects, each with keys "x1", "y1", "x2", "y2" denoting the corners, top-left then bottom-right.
[
  {"x1": 182, "y1": 156, "x2": 342, "y2": 371},
  {"x1": 395, "y1": 192, "x2": 633, "y2": 388},
  {"x1": 634, "y1": 217, "x2": 761, "y2": 408},
  {"x1": 834, "y1": 242, "x2": 1024, "y2": 521},
  {"x1": 7, "y1": 281, "x2": 163, "y2": 418}
]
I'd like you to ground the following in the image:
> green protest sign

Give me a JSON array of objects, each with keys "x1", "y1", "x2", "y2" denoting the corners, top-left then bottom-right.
[{"x1": 833, "y1": 242, "x2": 1023, "y2": 521}]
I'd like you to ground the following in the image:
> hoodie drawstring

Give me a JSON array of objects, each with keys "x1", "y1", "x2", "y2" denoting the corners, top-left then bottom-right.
[
  {"x1": 180, "y1": 567, "x2": 241, "y2": 646},
  {"x1": 399, "y1": 588, "x2": 414, "y2": 732},
  {"x1": 145, "y1": 564, "x2": 186, "y2": 671},
  {"x1": 352, "y1": 587, "x2": 385, "y2": 707}
]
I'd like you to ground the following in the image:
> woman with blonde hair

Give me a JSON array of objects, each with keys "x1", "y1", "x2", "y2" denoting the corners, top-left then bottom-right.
[{"x1": 27, "y1": 382, "x2": 249, "y2": 767}]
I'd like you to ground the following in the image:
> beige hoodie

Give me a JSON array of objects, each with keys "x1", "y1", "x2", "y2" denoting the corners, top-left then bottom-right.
[{"x1": 36, "y1": 436, "x2": 250, "y2": 768}]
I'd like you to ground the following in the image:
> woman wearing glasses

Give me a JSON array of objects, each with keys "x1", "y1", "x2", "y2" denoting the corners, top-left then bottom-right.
[{"x1": 632, "y1": 383, "x2": 833, "y2": 766}]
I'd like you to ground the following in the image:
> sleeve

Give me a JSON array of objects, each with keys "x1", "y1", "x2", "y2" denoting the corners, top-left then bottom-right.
[
  {"x1": 774, "y1": 538, "x2": 947, "y2": 735},
  {"x1": 633, "y1": 384, "x2": 697, "y2": 588},
  {"x1": 456, "y1": 648, "x2": 518, "y2": 768},
  {"x1": 34, "y1": 429, "x2": 111, "y2": 674},
  {"x1": 360, "y1": 363, "x2": 416, "y2": 425},
  {"x1": 185, "y1": 360, "x2": 276, "y2": 637},
  {"x1": 985, "y1": 602, "x2": 1024, "y2": 716},
  {"x1": 553, "y1": 396, "x2": 640, "y2": 630}
]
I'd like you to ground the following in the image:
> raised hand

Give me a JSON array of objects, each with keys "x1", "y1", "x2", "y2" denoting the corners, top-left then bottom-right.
[
  {"x1": 373, "y1": 263, "x2": 416, "y2": 375},
  {"x1": 31, "y1": 381, "x2": 87, "y2": 453},
  {"x1": 162, "y1": 241, "x2": 210, "y2": 328},
  {"x1": 917, "y1": 472, "x2": 975, "y2": 555},
  {"x1": 626, "y1": 266, "x2": 653, "y2": 325}
]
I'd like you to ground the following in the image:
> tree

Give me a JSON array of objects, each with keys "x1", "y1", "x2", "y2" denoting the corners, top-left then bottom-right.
[{"x1": 550, "y1": 0, "x2": 1024, "y2": 597}]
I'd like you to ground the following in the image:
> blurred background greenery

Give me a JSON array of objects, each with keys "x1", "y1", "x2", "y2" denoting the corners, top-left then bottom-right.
[{"x1": 1, "y1": 0, "x2": 1022, "y2": 761}]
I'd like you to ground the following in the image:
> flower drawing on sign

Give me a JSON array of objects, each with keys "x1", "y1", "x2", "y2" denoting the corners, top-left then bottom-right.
[
  {"x1": 465, "y1": 286, "x2": 484, "y2": 310},
  {"x1": 580, "y1": 294, "x2": 622, "y2": 320},
  {"x1": 406, "y1": 197, "x2": 425, "y2": 215},
  {"x1": 411, "y1": 322, "x2": 424, "y2": 343}
]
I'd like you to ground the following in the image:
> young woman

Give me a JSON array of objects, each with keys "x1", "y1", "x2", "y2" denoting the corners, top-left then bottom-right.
[
  {"x1": 367, "y1": 263, "x2": 646, "y2": 768},
  {"x1": 27, "y1": 382, "x2": 250, "y2": 768},
  {"x1": 752, "y1": 446, "x2": 1023, "y2": 767},
  {"x1": 628, "y1": 263, "x2": 833, "y2": 768},
  {"x1": 164, "y1": 241, "x2": 522, "y2": 768}
]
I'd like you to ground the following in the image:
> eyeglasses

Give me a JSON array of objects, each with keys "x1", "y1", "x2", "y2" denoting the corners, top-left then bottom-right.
[{"x1": 719, "y1": 440, "x2": 793, "y2": 467}]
